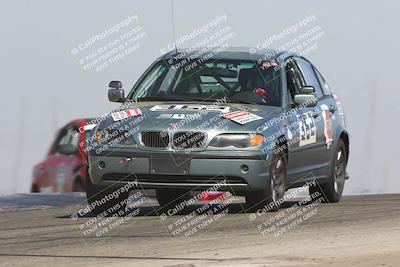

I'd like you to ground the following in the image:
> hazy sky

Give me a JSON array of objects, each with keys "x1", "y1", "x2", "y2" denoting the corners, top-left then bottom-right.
[{"x1": 0, "y1": 0, "x2": 399, "y2": 194}]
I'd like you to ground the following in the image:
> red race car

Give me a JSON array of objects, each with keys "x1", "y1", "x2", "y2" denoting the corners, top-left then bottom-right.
[{"x1": 31, "y1": 119, "x2": 96, "y2": 193}]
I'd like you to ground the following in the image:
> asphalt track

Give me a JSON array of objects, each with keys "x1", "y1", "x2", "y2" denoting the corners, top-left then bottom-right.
[{"x1": 0, "y1": 193, "x2": 399, "y2": 267}]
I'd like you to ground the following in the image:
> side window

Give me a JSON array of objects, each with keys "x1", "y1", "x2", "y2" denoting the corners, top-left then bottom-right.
[
  {"x1": 51, "y1": 126, "x2": 79, "y2": 154},
  {"x1": 70, "y1": 127, "x2": 80, "y2": 148},
  {"x1": 296, "y1": 58, "x2": 323, "y2": 98},
  {"x1": 285, "y1": 59, "x2": 304, "y2": 101},
  {"x1": 51, "y1": 129, "x2": 69, "y2": 154},
  {"x1": 314, "y1": 67, "x2": 331, "y2": 96}
]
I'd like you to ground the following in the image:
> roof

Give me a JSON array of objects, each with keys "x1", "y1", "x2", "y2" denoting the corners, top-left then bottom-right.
[{"x1": 161, "y1": 47, "x2": 297, "y2": 63}]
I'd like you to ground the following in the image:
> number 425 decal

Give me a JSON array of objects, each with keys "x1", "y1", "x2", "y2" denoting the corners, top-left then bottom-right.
[{"x1": 297, "y1": 112, "x2": 316, "y2": 147}]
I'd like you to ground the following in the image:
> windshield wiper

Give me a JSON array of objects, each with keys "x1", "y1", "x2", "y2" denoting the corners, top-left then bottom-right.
[
  {"x1": 135, "y1": 96, "x2": 223, "y2": 103},
  {"x1": 135, "y1": 96, "x2": 187, "y2": 101},
  {"x1": 228, "y1": 100, "x2": 256, "y2": 105},
  {"x1": 177, "y1": 97, "x2": 224, "y2": 102}
]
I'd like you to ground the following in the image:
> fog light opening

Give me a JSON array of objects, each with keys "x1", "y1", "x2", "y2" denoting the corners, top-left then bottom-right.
[
  {"x1": 98, "y1": 161, "x2": 106, "y2": 169},
  {"x1": 241, "y1": 165, "x2": 249, "y2": 173}
]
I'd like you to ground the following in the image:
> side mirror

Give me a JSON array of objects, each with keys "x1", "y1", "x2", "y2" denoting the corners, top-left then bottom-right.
[
  {"x1": 293, "y1": 94, "x2": 317, "y2": 107},
  {"x1": 108, "y1": 81, "x2": 124, "y2": 102},
  {"x1": 299, "y1": 85, "x2": 315, "y2": 94},
  {"x1": 108, "y1": 88, "x2": 125, "y2": 102},
  {"x1": 108, "y1": 81, "x2": 124, "y2": 103},
  {"x1": 58, "y1": 144, "x2": 78, "y2": 155}
]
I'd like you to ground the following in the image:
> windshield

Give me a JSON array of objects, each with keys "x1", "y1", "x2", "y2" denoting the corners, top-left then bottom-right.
[{"x1": 128, "y1": 58, "x2": 281, "y2": 106}]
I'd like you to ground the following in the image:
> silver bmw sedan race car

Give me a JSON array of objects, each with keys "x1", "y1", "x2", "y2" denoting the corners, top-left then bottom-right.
[{"x1": 86, "y1": 47, "x2": 349, "y2": 216}]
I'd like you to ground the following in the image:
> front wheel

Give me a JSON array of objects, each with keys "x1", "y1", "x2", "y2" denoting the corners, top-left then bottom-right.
[
  {"x1": 310, "y1": 139, "x2": 347, "y2": 203},
  {"x1": 246, "y1": 150, "x2": 287, "y2": 212}
]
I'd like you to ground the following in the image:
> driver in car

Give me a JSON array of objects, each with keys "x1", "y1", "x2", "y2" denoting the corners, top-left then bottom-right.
[{"x1": 239, "y1": 60, "x2": 279, "y2": 105}]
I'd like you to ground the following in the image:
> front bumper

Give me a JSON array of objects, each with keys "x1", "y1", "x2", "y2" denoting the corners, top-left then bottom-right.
[{"x1": 88, "y1": 149, "x2": 273, "y2": 193}]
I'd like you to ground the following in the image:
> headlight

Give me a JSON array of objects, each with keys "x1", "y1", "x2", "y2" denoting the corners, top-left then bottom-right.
[
  {"x1": 94, "y1": 128, "x2": 135, "y2": 146},
  {"x1": 209, "y1": 133, "x2": 264, "y2": 148}
]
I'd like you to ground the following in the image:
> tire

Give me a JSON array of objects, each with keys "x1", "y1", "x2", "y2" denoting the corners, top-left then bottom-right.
[
  {"x1": 309, "y1": 139, "x2": 347, "y2": 203},
  {"x1": 73, "y1": 178, "x2": 85, "y2": 192},
  {"x1": 156, "y1": 189, "x2": 191, "y2": 213},
  {"x1": 86, "y1": 179, "x2": 129, "y2": 217},
  {"x1": 31, "y1": 184, "x2": 40, "y2": 193},
  {"x1": 246, "y1": 149, "x2": 287, "y2": 212}
]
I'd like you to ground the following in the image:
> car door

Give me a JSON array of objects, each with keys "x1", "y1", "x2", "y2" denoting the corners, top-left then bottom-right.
[
  {"x1": 284, "y1": 57, "x2": 326, "y2": 181},
  {"x1": 296, "y1": 58, "x2": 333, "y2": 172},
  {"x1": 48, "y1": 125, "x2": 80, "y2": 192},
  {"x1": 313, "y1": 65, "x2": 340, "y2": 158},
  {"x1": 34, "y1": 127, "x2": 69, "y2": 192}
]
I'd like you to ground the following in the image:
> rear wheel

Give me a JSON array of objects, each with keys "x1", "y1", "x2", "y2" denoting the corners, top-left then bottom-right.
[
  {"x1": 86, "y1": 180, "x2": 129, "y2": 217},
  {"x1": 309, "y1": 139, "x2": 347, "y2": 203},
  {"x1": 246, "y1": 150, "x2": 287, "y2": 212}
]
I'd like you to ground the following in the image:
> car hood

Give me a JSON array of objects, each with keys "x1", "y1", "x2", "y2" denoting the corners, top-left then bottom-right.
[{"x1": 106, "y1": 101, "x2": 281, "y2": 133}]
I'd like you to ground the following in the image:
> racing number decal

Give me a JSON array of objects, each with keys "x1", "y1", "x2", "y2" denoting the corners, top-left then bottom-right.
[{"x1": 297, "y1": 111, "x2": 316, "y2": 147}]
